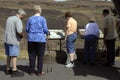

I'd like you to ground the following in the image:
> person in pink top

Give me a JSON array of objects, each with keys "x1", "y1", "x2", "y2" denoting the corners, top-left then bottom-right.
[{"x1": 64, "y1": 12, "x2": 77, "y2": 68}]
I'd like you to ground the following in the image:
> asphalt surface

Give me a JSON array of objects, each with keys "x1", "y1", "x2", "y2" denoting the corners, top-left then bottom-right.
[{"x1": 0, "y1": 59, "x2": 120, "y2": 80}]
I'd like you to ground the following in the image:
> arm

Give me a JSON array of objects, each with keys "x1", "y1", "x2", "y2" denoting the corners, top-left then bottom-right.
[
  {"x1": 103, "y1": 28, "x2": 108, "y2": 39},
  {"x1": 26, "y1": 19, "x2": 30, "y2": 33},
  {"x1": 65, "y1": 27, "x2": 68, "y2": 41},
  {"x1": 42, "y1": 17, "x2": 49, "y2": 34},
  {"x1": 16, "y1": 20, "x2": 23, "y2": 39},
  {"x1": 65, "y1": 20, "x2": 69, "y2": 41},
  {"x1": 103, "y1": 18, "x2": 108, "y2": 39},
  {"x1": 16, "y1": 32, "x2": 23, "y2": 39},
  {"x1": 116, "y1": 18, "x2": 120, "y2": 33}
]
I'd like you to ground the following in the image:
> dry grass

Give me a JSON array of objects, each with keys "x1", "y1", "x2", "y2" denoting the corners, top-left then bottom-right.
[{"x1": 18, "y1": 50, "x2": 28, "y2": 59}]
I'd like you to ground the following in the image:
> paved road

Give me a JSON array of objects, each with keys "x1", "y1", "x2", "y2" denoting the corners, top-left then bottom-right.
[{"x1": 0, "y1": 59, "x2": 120, "y2": 80}]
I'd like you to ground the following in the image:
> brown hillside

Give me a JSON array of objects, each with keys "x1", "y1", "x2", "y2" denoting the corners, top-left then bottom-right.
[{"x1": 0, "y1": 0, "x2": 113, "y2": 49}]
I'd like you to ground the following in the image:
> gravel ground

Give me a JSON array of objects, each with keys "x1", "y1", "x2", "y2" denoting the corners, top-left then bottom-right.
[{"x1": 0, "y1": 59, "x2": 120, "y2": 80}]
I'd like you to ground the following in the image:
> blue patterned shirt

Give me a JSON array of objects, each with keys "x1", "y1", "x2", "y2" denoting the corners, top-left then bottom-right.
[{"x1": 26, "y1": 16, "x2": 48, "y2": 42}]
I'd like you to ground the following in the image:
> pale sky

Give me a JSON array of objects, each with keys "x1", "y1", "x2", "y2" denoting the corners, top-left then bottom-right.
[{"x1": 54, "y1": 0, "x2": 111, "y2": 1}]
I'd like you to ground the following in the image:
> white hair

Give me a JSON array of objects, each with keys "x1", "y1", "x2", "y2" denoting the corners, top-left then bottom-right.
[
  {"x1": 17, "y1": 9, "x2": 27, "y2": 15},
  {"x1": 33, "y1": 5, "x2": 42, "y2": 13}
]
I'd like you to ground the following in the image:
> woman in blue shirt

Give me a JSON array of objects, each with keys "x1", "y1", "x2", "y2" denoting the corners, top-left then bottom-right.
[{"x1": 26, "y1": 5, "x2": 49, "y2": 76}]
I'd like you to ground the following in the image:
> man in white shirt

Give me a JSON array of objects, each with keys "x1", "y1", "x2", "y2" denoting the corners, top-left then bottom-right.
[{"x1": 4, "y1": 9, "x2": 26, "y2": 77}]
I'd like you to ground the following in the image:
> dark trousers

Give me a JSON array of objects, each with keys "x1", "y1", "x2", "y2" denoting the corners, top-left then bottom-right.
[
  {"x1": 105, "y1": 39, "x2": 116, "y2": 65},
  {"x1": 84, "y1": 35, "x2": 98, "y2": 63},
  {"x1": 28, "y1": 42, "x2": 46, "y2": 73}
]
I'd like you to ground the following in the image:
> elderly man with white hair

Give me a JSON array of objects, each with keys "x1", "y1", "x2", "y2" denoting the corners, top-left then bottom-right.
[
  {"x1": 26, "y1": 5, "x2": 49, "y2": 76},
  {"x1": 4, "y1": 9, "x2": 27, "y2": 77}
]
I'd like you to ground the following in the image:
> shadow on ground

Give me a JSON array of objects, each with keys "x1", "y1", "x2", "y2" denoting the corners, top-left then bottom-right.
[
  {"x1": 0, "y1": 65, "x2": 6, "y2": 75},
  {"x1": 1, "y1": 61, "x2": 120, "y2": 80},
  {"x1": 0, "y1": 65, "x2": 30, "y2": 75},
  {"x1": 73, "y1": 60, "x2": 120, "y2": 80},
  {"x1": 73, "y1": 48, "x2": 120, "y2": 80},
  {"x1": 44, "y1": 50, "x2": 67, "y2": 64},
  {"x1": 55, "y1": 50, "x2": 67, "y2": 64},
  {"x1": 0, "y1": 49, "x2": 120, "y2": 80}
]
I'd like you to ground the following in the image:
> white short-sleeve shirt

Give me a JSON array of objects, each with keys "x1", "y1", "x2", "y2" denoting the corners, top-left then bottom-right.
[{"x1": 4, "y1": 16, "x2": 23, "y2": 46}]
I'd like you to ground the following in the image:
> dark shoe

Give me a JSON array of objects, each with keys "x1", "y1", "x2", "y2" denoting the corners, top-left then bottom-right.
[
  {"x1": 6, "y1": 69, "x2": 12, "y2": 75},
  {"x1": 11, "y1": 70, "x2": 24, "y2": 77},
  {"x1": 37, "y1": 72, "x2": 45, "y2": 76}
]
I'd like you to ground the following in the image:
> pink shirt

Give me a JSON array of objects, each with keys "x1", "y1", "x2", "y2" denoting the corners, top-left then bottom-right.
[{"x1": 66, "y1": 17, "x2": 77, "y2": 36}]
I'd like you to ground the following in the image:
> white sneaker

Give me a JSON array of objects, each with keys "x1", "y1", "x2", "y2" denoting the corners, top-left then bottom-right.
[{"x1": 65, "y1": 63, "x2": 74, "y2": 68}]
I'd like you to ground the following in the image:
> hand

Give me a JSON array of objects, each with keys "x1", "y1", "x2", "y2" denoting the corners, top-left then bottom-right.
[
  {"x1": 47, "y1": 31, "x2": 50, "y2": 36},
  {"x1": 19, "y1": 34, "x2": 23, "y2": 39},
  {"x1": 16, "y1": 32, "x2": 23, "y2": 39}
]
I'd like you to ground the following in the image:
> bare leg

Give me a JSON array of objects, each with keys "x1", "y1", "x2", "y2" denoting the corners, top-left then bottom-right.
[
  {"x1": 70, "y1": 52, "x2": 75, "y2": 62},
  {"x1": 65, "y1": 52, "x2": 75, "y2": 68},
  {"x1": 6, "y1": 56, "x2": 11, "y2": 70},
  {"x1": 11, "y1": 56, "x2": 17, "y2": 71}
]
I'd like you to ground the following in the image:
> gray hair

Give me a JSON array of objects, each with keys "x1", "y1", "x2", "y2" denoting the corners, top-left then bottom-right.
[
  {"x1": 17, "y1": 9, "x2": 27, "y2": 15},
  {"x1": 33, "y1": 5, "x2": 41, "y2": 13},
  {"x1": 89, "y1": 16, "x2": 96, "y2": 22}
]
